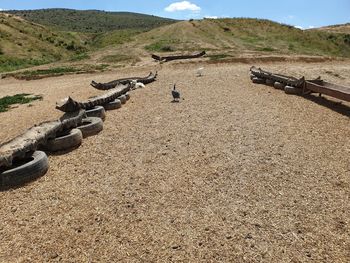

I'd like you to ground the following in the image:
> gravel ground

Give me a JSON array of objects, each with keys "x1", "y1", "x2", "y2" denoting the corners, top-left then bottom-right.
[{"x1": 0, "y1": 61, "x2": 349, "y2": 262}]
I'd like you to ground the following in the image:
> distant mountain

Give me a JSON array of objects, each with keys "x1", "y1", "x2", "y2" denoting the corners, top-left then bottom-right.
[{"x1": 4, "y1": 8, "x2": 177, "y2": 33}]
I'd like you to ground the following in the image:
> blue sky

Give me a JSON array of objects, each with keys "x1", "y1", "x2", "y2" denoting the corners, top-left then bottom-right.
[{"x1": 0, "y1": 0, "x2": 349, "y2": 29}]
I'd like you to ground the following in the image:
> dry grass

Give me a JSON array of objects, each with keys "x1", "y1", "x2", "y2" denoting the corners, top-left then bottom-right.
[{"x1": 0, "y1": 61, "x2": 349, "y2": 262}]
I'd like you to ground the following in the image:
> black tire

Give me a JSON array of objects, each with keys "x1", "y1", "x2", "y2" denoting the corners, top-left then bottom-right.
[
  {"x1": 118, "y1": 95, "x2": 127, "y2": 104},
  {"x1": 252, "y1": 77, "x2": 265, "y2": 84},
  {"x1": 0, "y1": 151, "x2": 48, "y2": 189},
  {"x1": 265, "y1": 79, "x2": 275, "y2": 86},
  {"x1": 43, "y1": 128, "x2": 83, "y2": 152},
  {"x1": 103, "y1": 99, "x2": 122, "y2": 110},
  {"x1": 250, "y1": 74, "x2": 256, "y2": 80},
  {"x1": 284, "y1": 86, "x2": 302, "y2": 95},
  {"x1": 125, "y1": 92, "x2": 130, "y2": 101},
  {"x1": 77, "y1": 117, "x2": 103, "y2": 138},
  {"x1": 86, "y1": 106, "x2": 106, "y2": 120},
  {"x1": 274, "y1": 82, "x2": 286, "y2": 90}
]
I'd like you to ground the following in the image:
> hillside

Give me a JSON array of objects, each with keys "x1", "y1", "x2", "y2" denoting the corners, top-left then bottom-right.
[
  {"x1": 135, "y1": 18, "x2": 350, "y2": 58},
  {"x1": 0, "y1": 13, "x2": 88, "y2": 72},
  {"x1": 313, "y1": 23, "x2": 350, "y2": 34},
  {"x1": 5, "y1": 9, "x2": 177, "y2": 33},
  {"x1": 1, "y1": 15, "x2": 350, "y2": 74}
]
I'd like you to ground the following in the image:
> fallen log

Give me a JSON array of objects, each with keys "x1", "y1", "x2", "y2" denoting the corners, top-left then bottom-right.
[
  {"x1": 151, "y1": 51, "x2": 206, "y2": 62},
  {"x1": 90, "y1": 72, "x2": 157, "y2": 90},
  {"x1": 0, "y1": 109, "x2": 86, "y2": 168},
  {"x1": 56, "y1": 84, "x2": 131, "y2": 112},
  {"x1": 305, "y1": 79, "x2": 350, "y2": 102},
  {"x1": 250, "y1": 66, "x2": 350, "y2": 102},
  {"x1": 250, "y1": 66, "x2": 305, "y2": 87}
]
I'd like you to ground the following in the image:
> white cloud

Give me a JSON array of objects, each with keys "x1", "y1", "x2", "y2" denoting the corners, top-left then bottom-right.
[
  {"x1": 165, "y1": 1, "x2": 201, "y2": 12},
  {"x1": 287, "y1": 15, "x2": 295, "y2": 19},
  {"x1": 204, "y1": 16, "x2": 218, "y2": 19},
  {"x1": 294, "y1": 25, "x2": 304, "y2": 30},
  {"x1": 308, "y1": 25, "x2": 315, "y2": 29}
]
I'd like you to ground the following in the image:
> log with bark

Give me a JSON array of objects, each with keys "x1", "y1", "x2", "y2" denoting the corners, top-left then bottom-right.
[
  {"x1": 90, "y1": 71, "x2": 157, "y2": 90},
  {"x1": 0, "y1": 110, "x2": 86, "y2": 168},
  {"x1": 151, "y1": 51, "x2": 206, "y2": 62},
  {"x1": 250, "y1": 66, "x2": 305, "y2": 87},
  {"x1": 56, "y1": 83, "x2": 131, "y2": 112}
]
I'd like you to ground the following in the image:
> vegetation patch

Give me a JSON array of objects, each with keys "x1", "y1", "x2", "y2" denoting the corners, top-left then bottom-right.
[
  {"x1": 0, "y1": 93, "x2": 42, "y2": 112},
  {"x1": 0, "y1": 56, "x2": 54, "y2": 73},
  {"x1": 2, "y1": 64, "x2": 110, "y2": 80},
  {"x1": 145, "y1": 39, "x2": 179, "y2": 52},
  {"x1": 91, "y1": 29, "x2": 140, "y2": 49},
  {"x1": 69, "y1": 53, "x2": 90, "y2": 62},
  {"x1": 5, "y1": 9, "x2": 176, "y2": 33},
  {"x1": 256, "y1": 47, "x2": 276, "y2": 52},
  {"x1": 99, "y1": 54, "x2": 140, "y2": 64}
]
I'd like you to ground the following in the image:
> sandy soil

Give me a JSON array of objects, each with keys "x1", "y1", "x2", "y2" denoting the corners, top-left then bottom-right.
[{"x1": 0, "y1": 61, "x2": 349, "y2": 262}]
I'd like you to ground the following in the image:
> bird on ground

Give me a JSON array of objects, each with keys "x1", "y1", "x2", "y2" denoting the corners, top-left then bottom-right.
[
  {"x1": 172, "y1": 84, "x2": 180, "y2": 102},
  {"x1": 196, "y1": 67, "x2": 204, "y2": 77}
]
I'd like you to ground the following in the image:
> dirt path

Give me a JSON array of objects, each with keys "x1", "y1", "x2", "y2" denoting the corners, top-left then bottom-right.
[{"x1": 0, "y1": 62, "x2": 349, "y2": 262}]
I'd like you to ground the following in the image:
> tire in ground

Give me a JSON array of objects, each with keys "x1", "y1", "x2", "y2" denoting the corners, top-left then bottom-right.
[
  {"x1": 118, "y1": 95, "x2": 127, "y2": 104},
  {"x1": 284, "y1": 86, "x2": 302, "y2": 95},
  {"x1": 274, "y1": 82, "x2": 286, "y2": 90},
  {"x1": 0, "y1": 151, "x2": 49, "y2": 189},
  {"x1": 43, "y1": 128, "x2": 83, "y2": 152},
  {"x1": 252, "y1": 77, "x2": 265, "y2": 84},
  {"x1": 77, "y1": 117, "x2": 103, "y2": 138},
  {"x1": 86, "y1": 106, "x2": 106, "y2": 120},
  {"x1": 266, "y1": 79, "x2": 275, "y2": 86},
  {"x1": 125, "y1": 93, "x2": 130, "y2": 101},
  {"x1": 103, "y1": 99, "x2": 122, "y2": 111}
]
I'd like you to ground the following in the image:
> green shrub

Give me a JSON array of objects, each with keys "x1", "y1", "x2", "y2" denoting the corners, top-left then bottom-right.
[
  {"x1": 0, "y1": 93, "x2": 42, "y2": 112},
  {"x1": 145, "y1": 40, "x2": 177, "y2": 52},
  {"x1": 257, "y1": 47, "x2": 276, "y2": 52},
  {"x1": 0, "y1": 56, "x2": 53, "y2": 73}
]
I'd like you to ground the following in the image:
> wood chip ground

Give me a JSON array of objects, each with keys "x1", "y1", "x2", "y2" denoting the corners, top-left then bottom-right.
[{"x1": 0, "y1": 61, "x2": 349, "y2": 262}]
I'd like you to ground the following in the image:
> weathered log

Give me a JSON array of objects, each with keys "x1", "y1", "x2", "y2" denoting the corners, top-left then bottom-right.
[
  {"x1": 0, "y1": 109, "x2": 86, "y2": 168},
  {"x1": 90, "y1": 72, "x2": 157, "y2": 91},
  {"x1": 151, "y1": 51, "x2": 206, "y2": 62},
  {"x1": 56, "y1": 84, "x2": 131, "y2": 112},
  {"x1": 250, "y1": 66, "x2": 305, "y2": 87},
  {"x1": 151, "y1": 54, "x2": 162, "y2": 61}
]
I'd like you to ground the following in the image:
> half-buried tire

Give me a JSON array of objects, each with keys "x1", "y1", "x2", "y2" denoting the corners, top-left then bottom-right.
[
  {"x1": 284, "y1": 86, "x2": 302, "y2": 95},
  {"x1": 274, "y1": 82, "x2": 286, "y2": 90},
  {"x1": 265, "y1": 79, "x2": 275, "y2": 86},
  {"x1": 103, "y1": 99, "x2": 122, "y2": 111},
  {"x1": 118, "y1": 95, "x2": 127, "y2": 104},
  {"x1": 0, "y1": 151, "x2": 48, "y2": 189},
  {"x1": 125, "y1": 92, "x2": 130, "y2": 101},
  {"x1": 77, "y1": 117, "x2": 103, "y2": 138},
  {"x1": 252, "y1": 77, "x2": 265, "y2": 84},
  {"x1": 86, "y1": 106, "x2": 106, "y2": 120},
  {"x1": 43, "y1": 128, "x2": 83, "y2": 152}
]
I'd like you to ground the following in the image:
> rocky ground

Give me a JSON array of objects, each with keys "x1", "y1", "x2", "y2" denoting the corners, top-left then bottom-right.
[{"x1": 0, "y1": 60, "x2": 349, "y2": 262}]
